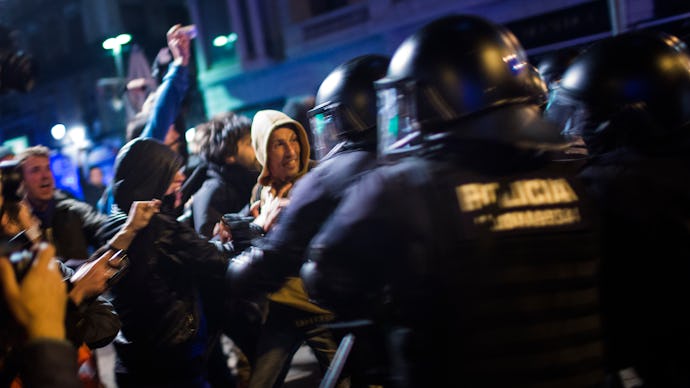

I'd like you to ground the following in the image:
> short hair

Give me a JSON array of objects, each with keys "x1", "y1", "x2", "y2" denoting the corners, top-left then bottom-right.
[
  {"x1": 196, "y1": 112, "x2": 251, "y2": 165},
  {"x1": 16, "y1": 145, "x2": 51, "y2": 169}
]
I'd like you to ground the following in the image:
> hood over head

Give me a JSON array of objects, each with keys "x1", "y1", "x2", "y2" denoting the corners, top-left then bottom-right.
[
  {"x1": 251, "y1": 109, "x2": 310, "y2": 186},
  {"x1": 112, "y1": 137, "x2": 183, "y2": 213}
]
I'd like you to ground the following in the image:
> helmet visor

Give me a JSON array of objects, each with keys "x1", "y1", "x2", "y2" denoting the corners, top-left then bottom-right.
[
  {"x1": 376, "y1": 80, "x2": 422, "y2": 157},
  {"x1": 308, "y1": 103, "x2": 344, "y2": 160}
]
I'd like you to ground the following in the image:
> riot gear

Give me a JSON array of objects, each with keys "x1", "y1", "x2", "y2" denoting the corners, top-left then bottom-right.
[
  {"x1": 308, "y1": 55, "x2": 389, "y2": 160},
  {"x1": 303, "y1": 14, "x2": 606, "y2": 387},
  {"x1": 374, "y1": 14, "x2": 556, "y2": 156},
  {"x1": 536, "y1": 48, "x2": 580, "y2": 91},
  {"x1": 545, "y1": 31, "x2": 690, "y2": 153}
]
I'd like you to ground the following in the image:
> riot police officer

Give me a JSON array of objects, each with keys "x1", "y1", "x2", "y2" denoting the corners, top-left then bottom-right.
[
  {"x1": 545, "y1": 31, "x2": 690, "y2": 387},
  {"x1": 302, "y1": 14, "x2": 606, "y2": 387}
]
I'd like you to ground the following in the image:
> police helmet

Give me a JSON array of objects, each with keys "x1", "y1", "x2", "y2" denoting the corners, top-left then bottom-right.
[
  {"x1": 375, "y1": 14, "x2": 561, "y2": 156},
  {"x1": 308, "y1": 55, "x2": 390, "y2": 160},
  {"x1": 536, "y1": 48, "x2": 580, "y2": 91},
  {"x1": 545, "y1": 31, "x2": 690, "y2": 153}
]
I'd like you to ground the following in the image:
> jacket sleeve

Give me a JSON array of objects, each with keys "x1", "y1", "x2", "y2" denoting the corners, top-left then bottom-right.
[
  {"x1": 226, "y1": 171, "x2": 335, "y2": 297},
  {"x1": 70, "y1": 199, "x2": 108, "y2": 248},
  {"x1": 64, "y1": 296, "x2": 121, "y2": 349},
  {"x1": 158, "y1": 215, "x2": 235, "y2": 280},
  {"x1": 193, "y1": 180, "x2": 225, "y2": 239},
  {"x1": 59, "y1": 262, "x2": 121, "y2": 349},
  {"x1": 141, "y1": 64, "x2": 190, "y2": 140}
]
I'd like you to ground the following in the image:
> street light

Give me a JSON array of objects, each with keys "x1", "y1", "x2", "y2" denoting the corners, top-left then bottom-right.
[
  {"x1": 102, "y1": 33, "x2": 132, "y2": 78},
  {"x1": 51, "y1": 124, "x2": 66, "y2": 140},
  {"x1": 213, "y1": 33, "x2": 238, "y2": 48}
]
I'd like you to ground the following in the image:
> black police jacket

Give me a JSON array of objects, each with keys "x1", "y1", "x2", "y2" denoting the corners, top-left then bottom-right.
[
  {"x1": 306, "y1": 140, "x2": 606, "y2": 387},
  {"x1": 580, "y1": 147, "x2": 690, "y2": 387}
]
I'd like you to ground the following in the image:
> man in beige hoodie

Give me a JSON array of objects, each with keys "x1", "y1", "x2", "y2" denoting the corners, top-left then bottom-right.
[{"x1": 241, "y1": 109, "x2": 344, "y2": 388}]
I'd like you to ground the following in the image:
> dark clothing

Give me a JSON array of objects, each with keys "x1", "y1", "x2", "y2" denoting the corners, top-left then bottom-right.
[
  {"x1": 579, "y1": 147, "x2": 690, "y2": 387},
  {"x1": 19, "y1": 339, "x2": 81, "y2": 388},
  {"x1": 0, "y1": 256, "x2": 119, "y2": 386},
  {"x1": 97, "y1": 209, "x2": 234, "y2": 384},
  {"x1": 81, "y1": 183, "x2": 105, "y2": 210},
  {"x1": 229, "y1": 142, "x2": 377, "y2": 295},
  {"x1": 192, "y1": 162, "x2": 258, "y2": 238},
  {"x1": 58, "y1": 261, "x2": 121, "y2": 349},
  {"x1": 98, "y1": 138, "x2": 235, "y2": 385},
  {"x1": 306, "y1": 140, "x2": 606, "y2": 387},
  {"x1": 78, "y1": 168, "x2": 106, "y2": 209},
  {"x1": 31, "y1": 190, "x2": 107, "y2": 264}
]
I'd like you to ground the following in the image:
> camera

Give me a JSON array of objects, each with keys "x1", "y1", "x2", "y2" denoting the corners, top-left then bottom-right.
[
  {"x1": 0, "y1": 159, "x2": 22, "y2": 203},
  {"x1": 0, "y1": 230, "x2": 35, "y2": 281},
  {"x1": 0, "y1": 25, "x2": 36, "y2": 94}
]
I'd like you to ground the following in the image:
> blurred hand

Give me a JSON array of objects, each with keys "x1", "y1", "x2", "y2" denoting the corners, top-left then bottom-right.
[
  {"x1": 213, "y1": 220, "x2": 233, "y2": 243},
  {"x1": 166, "y1": 24, "x2": 191, "y2": 67},
  {"x1": 0, "y1": 243, "x2": 67, "y2": 340},
  {"x1": 123, "y1": 199, "x2": 162, "y2": 233},
  {"x1": 254, "y1": 183, "x2": 292, "y2": 232},
  {"x1": 69, "y1": 249, "x2": 124, "y2": 304},
  {"x1": 249, "y1": 200, "x2": 261, "y2": 218}
]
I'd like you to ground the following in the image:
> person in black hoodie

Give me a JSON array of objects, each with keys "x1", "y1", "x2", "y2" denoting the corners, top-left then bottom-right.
[{"x1": 96, "y1": 137, "x2": 236, "y2": 388}]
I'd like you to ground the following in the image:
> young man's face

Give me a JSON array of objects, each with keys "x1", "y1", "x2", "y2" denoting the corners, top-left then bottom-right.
[
  {"x1": 267, "y1": 127, "x2": 301, "y2": 184},
  {"x1": 21, "y1": 155, "x2": 55, "y2": 202},
  {"x1": 233, "y1": 134, "x2": 259, "y2": 170}
]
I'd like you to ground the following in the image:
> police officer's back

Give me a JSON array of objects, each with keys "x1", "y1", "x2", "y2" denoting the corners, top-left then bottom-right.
[
  {"x1": 303, "y1": 15, "x2": 606, "y2": 387},
  {"x1": 546, "y1": 31, "x2": 690, "y2": 387}
]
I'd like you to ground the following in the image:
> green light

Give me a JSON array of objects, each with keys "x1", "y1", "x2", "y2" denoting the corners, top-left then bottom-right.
[
  {"x1": 213, "y1": 36, "x2": 229, "y2": 47},
  {"x1": 314, "y1": 113, "x2": 326, "y2": 134},
  {"x1": 103, "y1": 34, "x2": 131, "y2": 50},
  {"x1": 388, "y1": 116, "x2": 399, "y2": 137},
  {"x1": 102, "y1": 37, "x2": 118, "y2": 50},
  {"x1": 213, "y1": 33, "x2": 238, "y2": 47},
  {"x1": 116, "y1": 34, "x2": 132, "y2": 45}
]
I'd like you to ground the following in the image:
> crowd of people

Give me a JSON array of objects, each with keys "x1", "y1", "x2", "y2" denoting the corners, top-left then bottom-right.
[{"x1": 2, "y1": 13, "x2": 690, "y2": 388}]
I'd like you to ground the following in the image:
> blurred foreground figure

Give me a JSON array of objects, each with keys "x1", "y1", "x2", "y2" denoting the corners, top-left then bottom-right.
[
  {"x1": 303, "y1": 14, "x2": 606, "y2": 387},
  {"x1": 0, "y1": 243, "x2": 80, "y2": 388},
  {"x1": 546, "y1": 31, "x2": 690, "y2": 387}
]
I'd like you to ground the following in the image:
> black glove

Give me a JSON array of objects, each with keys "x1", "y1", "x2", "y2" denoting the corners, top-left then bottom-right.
[{"x1": 222, "y1": 213, "x2": 264, "y2": 251}]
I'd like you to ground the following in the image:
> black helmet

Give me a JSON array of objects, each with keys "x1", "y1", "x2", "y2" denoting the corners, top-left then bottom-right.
[
  {"x1": 536, "y1": 47, "x2": 580, "y2": 91},
  {"x1": 545, "y1": 31, "x2": 690, "y2": 153},
  {"x1": 375, "y1": 14, "x2": 558, "y2": 156},
  {"x1": 308, "y1": 54, "x2": 390, "y2": 160}
]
